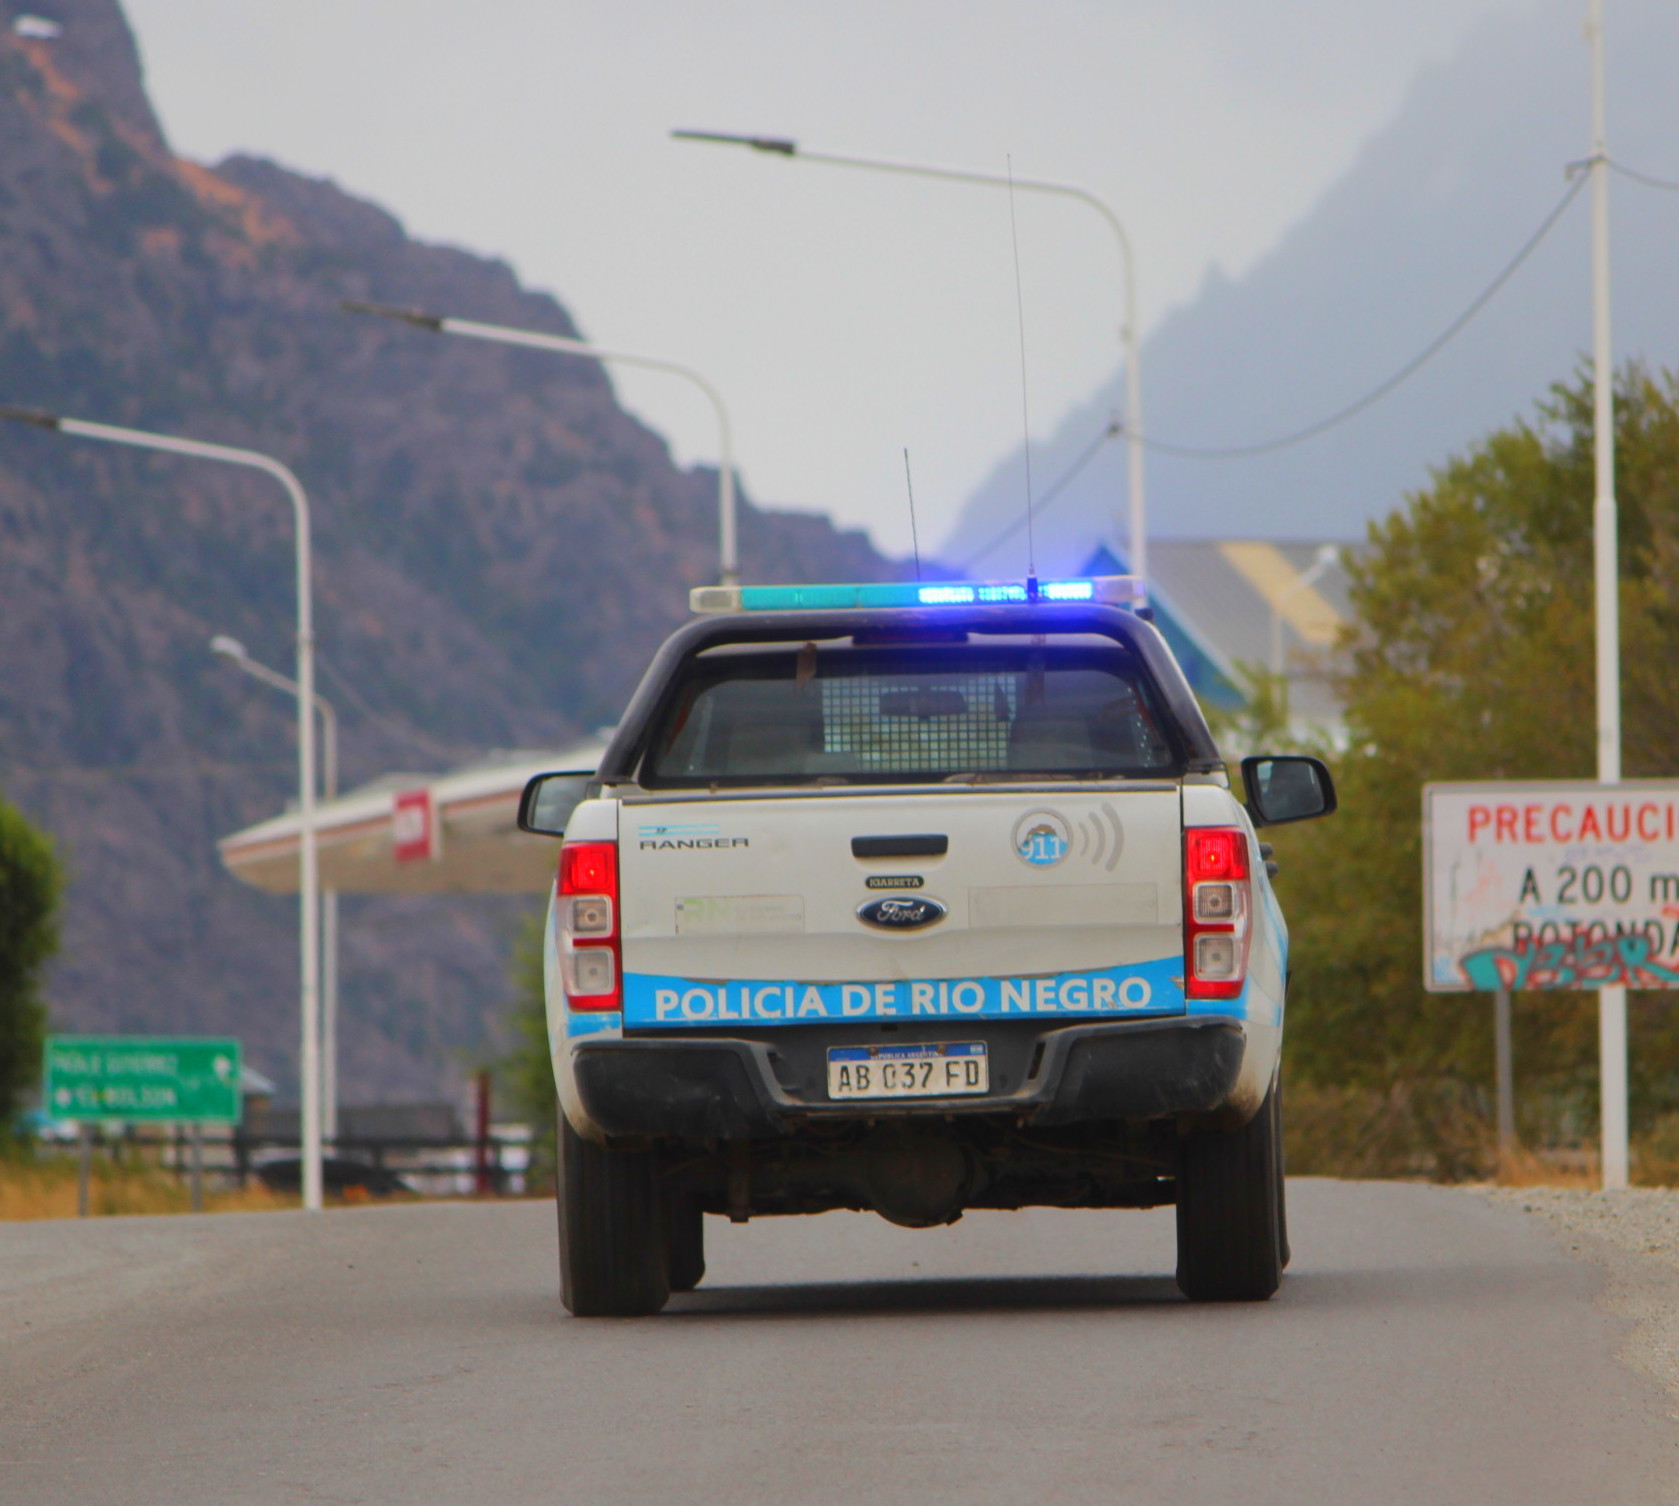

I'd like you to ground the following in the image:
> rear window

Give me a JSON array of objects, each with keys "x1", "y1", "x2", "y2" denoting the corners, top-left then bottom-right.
[{"x1": 641, "y1": 642, "x2": 1180, "y2": 786}]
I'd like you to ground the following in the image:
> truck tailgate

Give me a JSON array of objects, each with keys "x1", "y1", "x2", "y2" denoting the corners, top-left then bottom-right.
[{"x1": 618, "y1": 788, "x2": 1184, "y2": 1028}]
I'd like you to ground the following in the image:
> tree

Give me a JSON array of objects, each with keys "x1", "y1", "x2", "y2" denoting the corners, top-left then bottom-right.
[
  {"x1": 1268, "y1": 366, "x2": 1679, "y2": 1175},
  {"x1": 0, "y1": 792, "x2": 62, "y2": 1128}
]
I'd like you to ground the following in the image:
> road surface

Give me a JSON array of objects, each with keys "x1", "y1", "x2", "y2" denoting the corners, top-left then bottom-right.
[{"x1": 2, "y1": 1180, "x2": 1675, "y2": 1504}]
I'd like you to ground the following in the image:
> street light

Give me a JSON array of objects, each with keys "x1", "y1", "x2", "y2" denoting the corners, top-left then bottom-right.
[
  {"x1": 1270, "y1": 544, "x2": 1340, "y2": 679},
  {"x1": 673, "y1": 129, "x2": 1148, "y2": 592},
  {"x1": 0, "y1": 405, "x2": 326, "y2": 1212},
  {"x1": 344, "y1": 301, "x2": 741, "y2": 585},
  {"x1": 212, "y1": 635, "x2": 341, "y2": 1145}
]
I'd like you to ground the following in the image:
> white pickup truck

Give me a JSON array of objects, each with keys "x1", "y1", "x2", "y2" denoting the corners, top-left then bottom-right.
[{"x1": 518, "y1": 576, "x2": 1335, "y2": 1315}]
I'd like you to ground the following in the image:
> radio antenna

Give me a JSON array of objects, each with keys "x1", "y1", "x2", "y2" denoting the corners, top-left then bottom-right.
[
  {"x1": 1006, "y1": 155, "x2": 1037, "y2": 595},
  {"x1": 902, "y1": 447, "x2": 923, "y2": 582}
]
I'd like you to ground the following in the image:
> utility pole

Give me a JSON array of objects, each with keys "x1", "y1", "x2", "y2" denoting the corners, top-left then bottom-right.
[{"x1": 1588, "y1": 0, "x2": 1628, "y2": 1191}]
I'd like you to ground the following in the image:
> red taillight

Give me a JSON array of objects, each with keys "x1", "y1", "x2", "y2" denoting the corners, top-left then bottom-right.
[
  {"x1": 1184, "y1": 826, "x2": 1251, "y2": 1001},
  {"x1": 557, "y1": 839, "x2": 620, "y2": 1012},
  {"x1": 560, "y1": 841, "x2": 618, "y2": 899},
  {"x1": 1187, "y1": 828, "x2": 1247, "y2": 882}
]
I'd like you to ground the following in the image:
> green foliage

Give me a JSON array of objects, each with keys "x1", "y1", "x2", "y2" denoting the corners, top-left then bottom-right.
[
  {"x1": 1269, "y1": 366, "x2": 1679, "y2": 1178},
  {"x1": 0, "y1": 793, "x2": 62, "y2": 1126},
  {"x1": 501, "y1": 909, "x2": 557, "y2": 1193},
  {"x1": 1203, "y1": 662, "x2": 1299, "y2": 762}
]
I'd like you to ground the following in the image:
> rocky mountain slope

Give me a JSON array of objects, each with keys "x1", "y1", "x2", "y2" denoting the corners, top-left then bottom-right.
[{"x1": 0, "y1": 0, "x2": 901, "y2": 1102}]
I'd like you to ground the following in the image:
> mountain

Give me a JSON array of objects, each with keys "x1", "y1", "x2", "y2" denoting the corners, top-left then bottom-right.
[
  {"x1": 0, "y1": 0, "x2": 901, "y2": 1102},
  {"x1": 946, "y1": 0, "x2": 1679, "y2": 573}
]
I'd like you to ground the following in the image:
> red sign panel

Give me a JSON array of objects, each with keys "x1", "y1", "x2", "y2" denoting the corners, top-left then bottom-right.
[{"x1": 392, "y1": 787, "x2": 437, "y2": 864}]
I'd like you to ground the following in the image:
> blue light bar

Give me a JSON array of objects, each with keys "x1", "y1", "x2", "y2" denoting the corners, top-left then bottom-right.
[{"x1": 690, "y1": 576, "x2": 1140, "y2": 615}]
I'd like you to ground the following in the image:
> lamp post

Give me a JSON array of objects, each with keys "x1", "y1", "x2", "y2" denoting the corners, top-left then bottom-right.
[
  {"x1": 672, "y1": 129, "x2": 1148, "y2": 592},
  {"x1": 0, "y1": 405, "x2": 325, "y2": 1212},
  {"x1": 1269, "y1": 544, "x2": 1340, "y2": 679},
  {"x1": 344, "y1": 302, "x2": 740, "y2": 585},
  {"x1": 212, "y1": 635, "x2": 340, "y2": 1145}
]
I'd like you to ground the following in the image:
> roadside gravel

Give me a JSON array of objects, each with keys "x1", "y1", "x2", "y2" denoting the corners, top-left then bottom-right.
[{"x1": 1482, "y1": 1185, "x2": 1679, "y2": 1412}]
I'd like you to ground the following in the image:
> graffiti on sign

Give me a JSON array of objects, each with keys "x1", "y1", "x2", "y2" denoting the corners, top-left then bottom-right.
[{"x1": 1459, "y1": 931, "x2": 1679, "y2": 991}]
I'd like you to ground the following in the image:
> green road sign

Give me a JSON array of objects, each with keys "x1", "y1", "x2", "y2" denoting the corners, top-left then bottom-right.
[{"x1": 44, "y1": 1036, "x2": 243, "y2": 1124}]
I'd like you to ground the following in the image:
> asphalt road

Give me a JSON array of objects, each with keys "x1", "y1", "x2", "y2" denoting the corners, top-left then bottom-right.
[{"x1": 2, "y1": 1180, "x2": 1676, "y2": 1505}]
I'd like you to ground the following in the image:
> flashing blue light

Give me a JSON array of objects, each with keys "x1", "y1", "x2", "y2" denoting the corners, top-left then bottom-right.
[{"x1": 691, "y1": 575, "x2": 1140, "y2": 615}]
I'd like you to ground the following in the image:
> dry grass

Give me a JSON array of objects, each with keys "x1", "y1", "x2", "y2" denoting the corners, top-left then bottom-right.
[
  {"x1": 1285, "y1": 1079, "x2": 1496, "y2": 1182},
  {"x1": 1489, "y1": 1145, "x2": 1603, "y2": 1189},
  {"x1": 1469, "y1": 1122, "x2": 1679, "y2": 1189},
  {"x1": 0, "y1": 1153, "x2": 296, "y2": 1221},
  {"x1": 1632, "y1": 1113, "x2": 1679, "y2": 1187},
  {"x1": 1286, "y1": 1080, "x2": 1679, "y2": 1189}
]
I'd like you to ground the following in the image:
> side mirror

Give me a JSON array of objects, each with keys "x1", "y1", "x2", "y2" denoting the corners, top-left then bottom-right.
[
  {"x1": 1241, "y1": 754, "x2": 1337, "y2": 827},
  {"x1": 516, "y1": 771, "x2": 594, "y2": 838}
]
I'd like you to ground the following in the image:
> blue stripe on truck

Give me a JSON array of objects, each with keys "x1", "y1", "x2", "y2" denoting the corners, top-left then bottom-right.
[{"x1": 621, "y1": 956, "x2": 1188, "y2": 1028}]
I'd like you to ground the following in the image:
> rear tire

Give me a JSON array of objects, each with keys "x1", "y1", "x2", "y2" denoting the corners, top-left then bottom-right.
[
  {"x1": 557, "y1": 1115, "x2": 670, "y2": 1317},
  {"x1": 666, "y1": 1193, "x2": 706, "y2": 1293},
  {"x1": 1175, "y1": 1081, "x2": 1283, "y2": 1302},
  {"x1": 1273, "y1": 1075, "x2": 1291, "y2": 1270}
]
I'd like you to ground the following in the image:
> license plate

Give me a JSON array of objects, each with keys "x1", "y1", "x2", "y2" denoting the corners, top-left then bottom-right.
[{"x1": 826, "y1": 1042, "x2": 988, "y2": 1100}]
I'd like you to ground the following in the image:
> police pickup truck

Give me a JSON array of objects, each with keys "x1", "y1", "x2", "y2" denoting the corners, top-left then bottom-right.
[{"x1": 518, "y1": 575, "x2": 1335, "y2": 1315}]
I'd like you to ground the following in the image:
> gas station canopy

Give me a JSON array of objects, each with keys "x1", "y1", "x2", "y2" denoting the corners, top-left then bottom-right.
[{"x1": 218, "y1": 739, "x2": 605, "y2": 895}]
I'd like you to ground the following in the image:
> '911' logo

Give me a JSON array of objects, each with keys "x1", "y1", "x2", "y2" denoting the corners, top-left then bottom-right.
[{"x1": 1014, "y1": 810, "x2": 1071, "y2": 868}]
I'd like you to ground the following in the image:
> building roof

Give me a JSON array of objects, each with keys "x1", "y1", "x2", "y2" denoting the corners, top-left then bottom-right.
[
  {"x1": 218, "y1": 737, "x2": 606, "y2": 895},
  {"x1": 1087, "y1": 538, "x2": 1356, "y2": 726}
]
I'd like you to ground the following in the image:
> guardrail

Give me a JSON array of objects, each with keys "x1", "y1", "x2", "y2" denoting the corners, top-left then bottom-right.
[
  {"x1": 36, "y1": 1121, "x2": 534, "y2": 1202},
  {"x1": 231, "y1": 1129, "x2": 529, "y2": 1196}
]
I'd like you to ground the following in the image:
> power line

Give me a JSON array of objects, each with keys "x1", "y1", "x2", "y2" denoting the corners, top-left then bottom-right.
[
  {"x1": 1610, "y1": 158, "x2": 1679, "y2": 192},
  {"x1": 313, "y1": 651, "x2": 469, "y2": 763},
  {"x1": 958, "y1": 419, "x2": 1120, "y2": 572},
  {"x1": 1141, "y1": 173, "x2": 1588, "y2": 460}
]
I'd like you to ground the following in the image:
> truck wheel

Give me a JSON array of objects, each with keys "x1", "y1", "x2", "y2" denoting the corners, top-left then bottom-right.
[
  {"x1": 557, "y1": 1115, "x2": 670, "y2": 1317},
  {"x1": 1175, "y1": 1081, "x2": 1283, "y2": 1302},
  {"x1": 1273, "y1": 1076, "x2": 1290, "y2": 1270},
  {"x1": 666, "y1": 1192, "x2": 706, "y2": 1293}
]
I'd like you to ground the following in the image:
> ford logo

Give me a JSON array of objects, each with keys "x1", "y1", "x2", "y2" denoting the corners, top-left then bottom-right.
[{"x1": 857, "y1": 896, "x2": 947, "y2": 930}]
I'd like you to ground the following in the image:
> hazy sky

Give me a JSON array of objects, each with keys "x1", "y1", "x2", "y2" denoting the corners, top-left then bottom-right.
[{"x1": 122, "y1": 0, "x2": 1532, "y2": 555}]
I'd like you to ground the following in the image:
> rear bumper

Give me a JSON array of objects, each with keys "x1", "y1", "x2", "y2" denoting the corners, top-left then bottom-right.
[{"x1": 570, "y1": 1015, "x2": 1252, "y2": 1140}]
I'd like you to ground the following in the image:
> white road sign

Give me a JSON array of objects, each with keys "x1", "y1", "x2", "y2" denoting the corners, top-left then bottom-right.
[{"x1": 1424, "y1": 780, "x2": 1679, "y2": 992}]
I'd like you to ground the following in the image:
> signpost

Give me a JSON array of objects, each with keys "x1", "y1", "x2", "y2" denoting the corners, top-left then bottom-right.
[
  {"x1": 1424, "y1": 781, "x2": 1679, "y2": 1184},
  {"x1": 44, "y1": 1036, "x2": 243, "y2": 1214}
]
